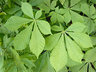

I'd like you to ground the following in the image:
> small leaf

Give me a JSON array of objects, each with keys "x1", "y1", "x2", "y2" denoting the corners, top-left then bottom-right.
[
  {"x1": 37, "y1": 20, "x2": 51, "y2": 35},
  {"x1": 21, "y1": 2, "x2": 34, "y2": 18},
  {"x1": 65, "y1": 34, "x2": 83, "y2": 63},
  {"x1": 50, "y1": 35, "x2": 67, "y2": 71},
  {"x1": 13, "y1": 24, "x2": 33, "y2": 50},
  {"x1": 35, "y1": 10, "x2": 42, "y2": 19},
  {"x1": 29, "y1": 24, "x2": 45, "y2": 58},
  {"x1": 4, "y1": 16, "x2": 32, "y2": 31}
]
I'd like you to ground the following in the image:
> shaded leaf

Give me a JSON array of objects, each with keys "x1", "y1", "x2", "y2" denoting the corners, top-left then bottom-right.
[{"x1": 13, "y1": 24, "x2": 33, "y2": 50}]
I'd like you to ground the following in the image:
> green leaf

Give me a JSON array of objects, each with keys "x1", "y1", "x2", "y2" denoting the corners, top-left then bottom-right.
[
  {"x1": 81, "y1": 3, "x2": 89, "y2": 16},
  {"x1": 4, "y1": 16, "x2": 32, "y2": 31},
  {"x1": 79, "y1": 63, "x2": 88, "y2": 72},
  {"x1": 38, "y1": 0, "x2": 51, "y2": 13},
  {"x1": 44, "y1": 33, "x2": 61, "y2": 50},
  {"x1": 35, "y1": 10, "x2": 42, "y2": 19},
  {"x1": 59, "y1": 0, "x2": 65, "y2": 5},
  {"x1": 50, "y1": 11, "x2": 64, "y2": 24},
  {"x1": 22, "y1": 58, "x2": 35, "y2": 69},
  {"x1": 50, "y1": 0, "x2": 57, "y2": 10},
  {"x1": 50, "y1": 35, "x2": 67, "y2": 72},
  {"x1": 71, "y1": 3, "x2": 81, "y2": 11},
  {"x1": 51, "y1": 25, "x2": 64, "y2": 32},
  {"x1": 63, "y1": 9, "x2": 71, "y2": 24},
  {"x1": 83, "y1": 17, "x2": 95, "y2": 34},
  {"x1": 70, "y1": 63, "x2": 84, "y2": 72},
  {"x1": 34, "y1": 52, "x2": 55, "y2": 72},
  {"x1": 21, "y1": 2, "x2": 34, "y2": 18},
  {"x1": 89, "y1": 64, "x2": 95, "y2": 72},
  {"x1": 70, "y1": 10, "x2": 84, "y2": 23},
  {"x1": 91, "y1": 0, "x2": 96, "y2": 4},
  {"x1": 71, "y1": 0, "x2": 81, "y2": 6},
  {"x1": 59, "y1": 67, "x2": 68, "y2": 72},
  {"x1": 66, "y1": 22, "x2": 86, "y2": 32},
  {"x1": 58, "y1": 67, "x2": 68, "y2": 72},
  {"x1": 90, "y1": 5, "x2": 95, "y2": 16},
  {"x1": 8, "y1": 66, "x2": 17, "y2": 72},
  {"x1": 37, "y1": 20, "x2": 51, "y2": 35},
  {"x1": 68, "y1": 32, "x2": 92, "y2": 48},
  {"x1": 13, "y1": 24, "x2": 33, "y2": 50},
  {"x1": 84, "y1": 48, "x2": 96, "y2": 62},
  {"x1": 67, "y1": 55, "x2": 81, "y2": 67},
  {"x1": 65, "y1": 34, "x2": 83, "y2": 63},
  {"x1": 91, "y1": 36, "x2": 96, "y2": 46},
  {"x1": 29, "y1": 24, "x2": 45, "y2": 58},
  {"x1": 0, "y1": 48, "x2": 3, "y2": 69}
]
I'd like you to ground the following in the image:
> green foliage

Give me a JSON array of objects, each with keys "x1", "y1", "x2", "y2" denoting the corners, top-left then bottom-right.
[{"x1": 0, "y1": 0, "x2": 96, "y2": 72}]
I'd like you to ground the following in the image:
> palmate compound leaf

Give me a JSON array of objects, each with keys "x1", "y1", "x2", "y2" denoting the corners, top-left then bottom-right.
[
  {"x1": 50, "y1": 34, "x2": 67, "y2": 72},
  {"x1": 37, "y1": 20, "x2": 51, "y2": 35},
  {"x1": 65, "y1": 34, "x2": 84, "y2": 63},
  {"x1": 68, "y1": 32, "x2": 92, "y2": 48},
  {"x1": 62, "y1": 1, "x2": 84, "y2": 24},
  {"x1": 29, "y1": 24, "x2": 45, "y2": 58},
  {"x1": 21, "y1": 2, "x2": 34, "y2": 19},
  {"x1": 13, "y1": 24, "x2": 33, "y2": 50},
  {"x1": 4, "y1": 16, "x2": 32, "y2": 31}
]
